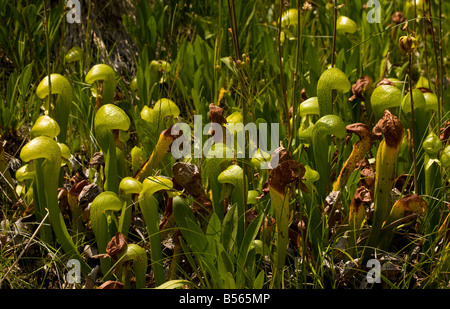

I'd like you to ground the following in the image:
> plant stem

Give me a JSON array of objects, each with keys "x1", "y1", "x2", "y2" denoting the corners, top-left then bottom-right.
[
  {"x1": 103, "y1": 131, "x2": 119, "y2": 193},
  {"x1": 438, "y1": 0, "x2": 444, "y2": 126},
  {"x1": 414, "y1": 0, "x2": 417, "y2": 33},
  {"x1": 20, "y1": 2, "x2": 40, "y2": 81},
  {"x1": 290, "y1": 0, "x2": 302, "y2": 153},
  {"x1": 409, "y1": 52, "x2": 418, "y2": 193},
  {"x1": 363, "y1": 111, "x2": 403, "y2": 261},
  {"x1": 227, "y1": 0, "x2": 241, "y2": 62},
  {"x1": 422, "y1": 1, "x2": 431, "y2": 91},
  {"x1": 277, "y1": 0, "x2": 290, "y2": 142},
  {"x1": 228, "y1": 0, "x2": 247, "y2": 126},
  {"x1": 427, "y1": 0, "x2": 441, "y2": 129},
  {"x1": 403, "y1": 20, "x2": 418, "y2": 193},
  {"x1": 140, "y1": 195, "x2": 165, "y2": 286},
  {"x1": 269, "y1": 188, "x2": 289, "y2": 288},
  {"x1": 42, "y1": 0, "x2": 52, "y2": 110},
  {"x1": 331, "y1": 0, "x2": 337, "y2": 67},
  {"x1": 226, "y1": 0, "x2": 249, "y2": 208},
  {"x1": 85, "y1": 0, "x2": 92, "y2": 73},
  {"x1": 214, "y1": 0, "x2": 223, "y2": 103},
  {"x1": 34, "y1": 158, "x2": 54, "y2": 244}
]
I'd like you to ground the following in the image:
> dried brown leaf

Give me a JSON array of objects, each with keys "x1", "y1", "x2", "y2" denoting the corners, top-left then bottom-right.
[
  {"x1": 97, "y1": 280, "x2": 124, "y2": 289},
  {"x1": 349, "y1": 76, "x2": 372, "y2": 102},
  {"x1": 372, "y1": 110, "x2": 404, "y2": 148},
  {"x1": 392, "y1": 11, "x2": 405, "y2": 24},
  {"x1": 89, "y1": 152, "x2": 105, "y2": 166},
  {"x1": 376, "y1": 78, "x2": 395, "y2": 87},
  {"x1": 208, "y1": 103, "x2": 227, "y2": 126},
  {"x1": 268, "y1": 160, "x2": 307, "y2": 194},
  {"x1": 106, "y1": 232, "x2": 127, "y2": 259},
  {"x1": 172, "y1": 162, "x2": 212, "y2": 214}
]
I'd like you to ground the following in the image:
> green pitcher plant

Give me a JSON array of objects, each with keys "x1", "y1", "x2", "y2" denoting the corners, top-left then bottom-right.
[
  {"x1": 346, "y1": 186, "x2": 372, "y2": 258},
  {"x1": 94, "y1": 103, "x2": 131, "y2": 193},
  {"x1": 141, "y1": 98, "x2": 180, "y2": 142},
  {"x1": 85, "y1": 64, "x2": 117, "y2": 108},
  {"x1": 364, "y1": 110, "x2": 404, "y2": 260},
  {"x1": 279, "y1": 8, "x2": 298, "y2": 44},
  {"x1": 116, "y1": 242, "x2": 148, "y2": 288},
  {"x1": 297, "y1": 96, "x2": 319, "y2": 139},
  {"x1": 36, "y1": 73, "x2": 72, "y2": 144},
  {"x1": 370, "y1": 82, "x2": 403, "y2": 121},
  {"x1": 138, "y1": 176, "x2": 174, "y2": 286},
  {"x1": 134, "y1": 125, "x2": 181, "y2": 182},
  {"x1": 15, "y1": 158, "x2": 53, "y2": 244},
  {"x1": 218, "y1": 164, "x2": 246, "y2": 249},
  {"x1": 203, "y1": 143, "x2": 233, "y2": 220},
  {"x1": 441, "y1": 145, "x2": 450, "y2": 179},
  {"x1": 316, "y1": 67, "x2": 351, "y2": 117},
  {"x1": 28, "y1": 115, "x2": 61, "y2": 243},
  {"x1": 380, "y1": 194, "x2": 428, "y2": 249},
  {"x1": 312, "y1": 115, "x2": 347, "y2": 202},
  {"x1": 89, "y1": 191, "x2": 124, "y2": 279},
  {"x1": 100, "y1": 232, "x2": 148, "y2": 289},
  {"x1": 333, "y1": 123, "x2": 379, "y2": 192},
  {"x1": 336, "y1": 16, "x2": 358, "y2": 34},
  {"x1": 268, "y1": 159, "x2": 306, "y2": 288},
  {"x1": 64, "y1": 46, "x2": 83, "y2": 64},
  {"x1": 401, "y1": 88, "x2": 430, "y2": 195},
  {"x1": 118, "y1": 177, "x2": 143, "y2": 238},
  {"x1": 298, "y1": 113, "x2": 347, "y2": 202},
  {"x1": 20, "y1": 135, "x2": 90, "y2": 273},
  {"x1": 422, "y1": 132, "x2": 443, "y2": 235}
]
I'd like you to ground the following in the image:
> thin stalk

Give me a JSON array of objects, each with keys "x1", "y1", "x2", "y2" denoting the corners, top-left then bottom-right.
[
  {"x1": 20, "y1": 2, "x2": 40, "y2": 81},
  {"x1": 331, "y1": 0, "x2": 337, "y2": 67},
  {"x1": 42, "y1": 0, "x2": 52, "y2": 109},
  {"x1": 226, "y1": 0, "x2": 245, "y2": 106},
  {"x1": 226, "y1": 0, "x2": 249, "y2": 208},
  {"x1": 227, "y1": 0, "x2": 241, "y2": 62},
  {"x1": 427, "y1": 0, "x2": 441, "y2": 129},
  {"x1": 422, "y1": 1, "x2": 431, "y2": 90},
  {"x1": 438, "y1": 0, "x2": 444, "y2": 125},
  {"x1": 168, "y1": 235, "x2": 182, "y2": 280},
  {"x1": 409, "y1": 52, "x2": 418, "y2": 193},
  {"x1": 414, "y1": 0, "x2": 417, "y2": 33},
  {"x1": 85, "y1": 0, "x2": 92, "y2": 74},
  {"x1": 59, "y1": 2, "x2": 66, "y2": 73},
  {"x1": 403, "y1": 20, "x2": 418, "y2": 193},
  {"x1": 290, "y1": 0, "x2": 302, "y2": 152},
  {"x1": 277, "y1": 1, "x2": 290, "y2": 141},
  {"x1": 214, "y1": 0, "x2": 223, "y2": 102}
]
